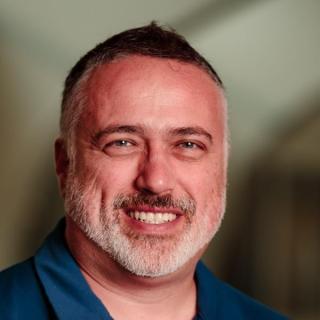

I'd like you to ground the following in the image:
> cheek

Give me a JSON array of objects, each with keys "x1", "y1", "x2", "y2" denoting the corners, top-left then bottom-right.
[
  {"x1": 84, "y1": 157, "x2": 141, "y2": 196},
  {"x1": 179, "y1": 159, "x2": 223, "y2": 197},
  {"x1": 177, "y1": 159, "x2": 225, "y2": 222}
]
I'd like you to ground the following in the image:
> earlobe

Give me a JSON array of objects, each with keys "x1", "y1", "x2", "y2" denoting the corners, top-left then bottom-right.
[{"x1": 54, "y1": 138, "x2": 70, "y2": 196}]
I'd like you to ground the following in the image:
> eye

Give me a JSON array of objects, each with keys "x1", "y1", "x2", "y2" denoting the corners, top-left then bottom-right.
[
  {"x1": 173, "y1": 140, "x2": 207, "y2": 160},
  {"x1": 103, "y1": 139, "x2": 138, "y2": 156},
  {"x1": 177, "y1": 141, "x2": 204, "y2": 150},
  {"x1": 179, "y1": 141, "x2": 199, "y2": 149},
  {"x1": 111, "y1": 140, "x2": 133, "y2": 147}
]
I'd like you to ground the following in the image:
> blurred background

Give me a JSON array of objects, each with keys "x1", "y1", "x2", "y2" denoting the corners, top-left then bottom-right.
[{"x1": 1, "y1": 0, "x2": 319, "y2": 318}]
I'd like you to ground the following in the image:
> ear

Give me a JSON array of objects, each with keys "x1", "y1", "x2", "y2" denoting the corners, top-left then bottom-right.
[{"x1": 54, "y1": 138, "x2": 70, "y2": 197}]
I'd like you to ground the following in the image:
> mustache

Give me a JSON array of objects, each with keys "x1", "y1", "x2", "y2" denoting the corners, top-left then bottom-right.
[{"x1": 113, "y1": 193, "x2": 196, "y2": 216}]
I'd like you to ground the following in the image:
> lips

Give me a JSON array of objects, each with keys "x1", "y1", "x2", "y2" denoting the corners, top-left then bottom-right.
[
  {"x1": 127, "y1": 211, "x2": 177, "y2": 224},
  {"x1": 123, "y1": 205, "x2": 183, "y2": 225},
  {"x1": 114, "y1": 193, "x2": 195, "y2": 227}
]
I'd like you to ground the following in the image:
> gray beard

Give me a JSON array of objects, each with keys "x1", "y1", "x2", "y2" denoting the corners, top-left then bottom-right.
[{"x1": 64, "y1": 173, "x2": 224, "y2": 277}]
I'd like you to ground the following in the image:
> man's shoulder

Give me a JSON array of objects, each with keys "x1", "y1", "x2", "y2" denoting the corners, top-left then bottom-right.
[
  {"x1": 1, "y1": 258, "x2": 37, "y2": 299},
  {"x1": 196, "y1": 262, "x2": 289, "y2": 319},
  {"x1": 215, "y1": 276, "x2": 288, "y2": 319},
  {"x1": 0, "y1": 259, "x2": 51, "y2": 319}
]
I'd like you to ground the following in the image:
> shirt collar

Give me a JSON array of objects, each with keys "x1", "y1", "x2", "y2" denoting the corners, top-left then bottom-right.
[
  {"x1": 34, "y1": 219, "x2": 112, "y2": 320},
  {"x1": 195, "y1": 261, "x2": 218, "y2": 319},
  {"x1": 34, "y1": 218, "x2": 217, "y2": 320}
]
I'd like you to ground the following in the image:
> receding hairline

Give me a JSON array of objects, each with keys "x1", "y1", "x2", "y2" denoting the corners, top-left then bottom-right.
[
  {"x1": 85, "y1": 53, "x2": 226, "y2": 94},
  {"x1": 81, "y1": 54, "x2": 227, "y2": 122},
  {"x1": 82, "y1": 54, "x2": 228, "y2": 142},
  {"x1": 61, "y1": 53, "x2": 228, "y2": 147}
]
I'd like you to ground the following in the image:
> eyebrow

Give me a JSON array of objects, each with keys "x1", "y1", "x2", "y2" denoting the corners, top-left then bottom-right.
[
  {"x1": 93, "y1": 125, "x2": 145, "y2": 142},
  {"x1": 169, "y1": 127, "x2": 213, "y2": 143},
  {"x1": 92, "y1": 125, "x2": 212, "y2": 143}
]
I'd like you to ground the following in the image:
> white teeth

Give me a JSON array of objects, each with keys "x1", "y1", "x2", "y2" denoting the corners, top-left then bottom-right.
[{"x1": 128, "y1": 211, "x2": 177, "y2": 224}]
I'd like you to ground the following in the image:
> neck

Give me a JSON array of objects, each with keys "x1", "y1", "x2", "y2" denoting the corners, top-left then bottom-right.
[{"x1": 65, "y1": 217, "x2": 200, "y2": 320}]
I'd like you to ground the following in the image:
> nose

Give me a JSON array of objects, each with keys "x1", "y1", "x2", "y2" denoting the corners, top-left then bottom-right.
[{"x1": 135, "y1": 148, "x2": 175, "y2": 195}]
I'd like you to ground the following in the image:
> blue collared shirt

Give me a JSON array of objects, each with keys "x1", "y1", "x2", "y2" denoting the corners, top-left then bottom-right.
[{"x1": 0, "y1": 219, "x2": 288, "y2": 319}]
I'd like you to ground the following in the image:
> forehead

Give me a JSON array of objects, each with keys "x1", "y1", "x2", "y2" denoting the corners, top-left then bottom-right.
[{"x1": 82, "y1": 55, "x2": 226, "y2": 136}]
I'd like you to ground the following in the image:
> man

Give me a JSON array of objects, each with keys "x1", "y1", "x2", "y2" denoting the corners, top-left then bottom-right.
[{"x1": 0, "y1": 23, "x2": 287, "y2": 319}]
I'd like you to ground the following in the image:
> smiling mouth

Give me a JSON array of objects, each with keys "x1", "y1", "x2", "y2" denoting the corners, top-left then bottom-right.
[{"x1": 127, "y1": 211, "x2": 178, "y2": 224}]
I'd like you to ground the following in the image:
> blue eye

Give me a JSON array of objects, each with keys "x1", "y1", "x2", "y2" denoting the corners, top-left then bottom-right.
[
  {"x1": 173, "y1": 140, "x2": 206, "y2": 160},
  {"x1": 180, "y1": 141, "x2": 198, "y2": 149},
  {"x1": 103, "y1": 139, "x2": 138, "y2": 156},
  {"x1": 113, "y1": 140, "x2": 132, "y2": 147}
]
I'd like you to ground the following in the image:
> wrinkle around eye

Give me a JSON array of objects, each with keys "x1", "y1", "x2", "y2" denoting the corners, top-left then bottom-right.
[
  {"x1": 172, "y1": 140, "x2": 208, "y2": 161},
  {"x1": 102, "y1": 139, "x2": 140, "y2": 156},
  {"x1": 176, "y1": 139, "x2": 207, "y2": 151}
]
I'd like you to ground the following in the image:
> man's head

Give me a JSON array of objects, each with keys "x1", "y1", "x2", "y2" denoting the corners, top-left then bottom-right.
[
  {"x1": 60, "y1": 22, "x2": 224, "y2": 156},
  {"x1": 55, "y1": 22, "x2": 228, "y2": 277}
]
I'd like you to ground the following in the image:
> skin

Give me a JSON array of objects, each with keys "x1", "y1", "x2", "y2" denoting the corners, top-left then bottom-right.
[{"x1": 55, "y1": 55, "x2": 227, "y2": 320}]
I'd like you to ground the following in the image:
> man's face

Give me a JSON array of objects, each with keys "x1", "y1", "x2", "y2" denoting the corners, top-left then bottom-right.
[{"x1": 63, "y1": 55, "x2": 227, "y2": 277}]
